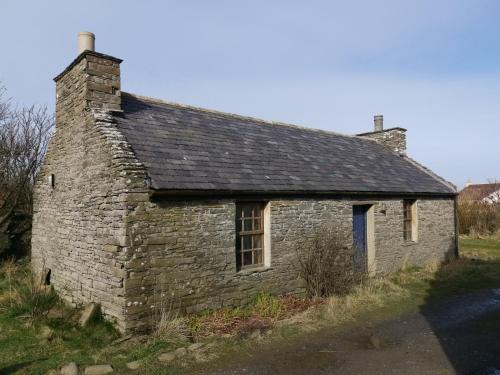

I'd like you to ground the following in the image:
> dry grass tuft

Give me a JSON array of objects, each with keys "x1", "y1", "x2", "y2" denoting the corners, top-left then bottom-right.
[
  {"x1": 422, "y1": 258, "x2": 441, "y2": 273},
  {"x1": 154, "y1": 315, "x2": 190, "y2": 342},
  {"x1": 150, "y1": 285, "x2": 190, "y2": 343},
  {"x1": 0, "y1": 259, "x2": 58, "y2": 321},
  {"x1": 326, "y1": 276, "x2": 408, "y2": 324},
  {"x1": 0, "y1": 259, "x2": 18, "y2": 306}
]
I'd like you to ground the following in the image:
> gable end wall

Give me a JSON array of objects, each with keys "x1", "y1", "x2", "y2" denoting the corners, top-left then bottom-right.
[{"x1": 31, "y1": 56, "x2": 147, "y2": 332}]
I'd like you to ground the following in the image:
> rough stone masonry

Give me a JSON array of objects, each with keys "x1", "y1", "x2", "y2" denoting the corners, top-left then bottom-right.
[{"x1": 31, "y1": 44, "x2": 458, "y2": 333}]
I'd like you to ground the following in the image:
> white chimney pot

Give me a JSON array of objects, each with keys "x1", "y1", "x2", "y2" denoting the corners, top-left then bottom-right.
[{"x1": 78, "y1": 32, "x2": 95, "y2": 54}]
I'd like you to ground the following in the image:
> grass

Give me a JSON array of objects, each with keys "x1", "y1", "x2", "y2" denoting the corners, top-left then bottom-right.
[
  {"x1": 1, "y1": 237, "x2": 500, "y2": 374},
  {"x1": 320, "y1": 236, "x2": 500, "y2": 330},
  {"x1": 460, "y1": 236, "x2": 500, "y2": 257},
  {"x1": 0, "y1": 260, "x2": 125, "y2": 374}
]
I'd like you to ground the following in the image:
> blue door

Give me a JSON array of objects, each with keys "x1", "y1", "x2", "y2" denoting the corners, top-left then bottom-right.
[{"x1": 353, "y1": 205, "x2": 369, "y2": 271}]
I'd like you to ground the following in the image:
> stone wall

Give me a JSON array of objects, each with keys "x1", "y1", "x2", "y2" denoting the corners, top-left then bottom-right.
[
  {"x1": 121, "y1": 196, "x2": 456, "y2": 332},
  {"x1": 372, "y1": 198, "x2": 456, "y2": 272}
]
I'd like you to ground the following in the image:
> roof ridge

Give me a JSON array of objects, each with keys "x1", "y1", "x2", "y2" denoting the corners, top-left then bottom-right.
[
  {"x1": 465, "y1": 183, "x2": 499, "y2": 188},
  {"x1": 122, "y1": 91, "x2": 367, "y2": 141}
]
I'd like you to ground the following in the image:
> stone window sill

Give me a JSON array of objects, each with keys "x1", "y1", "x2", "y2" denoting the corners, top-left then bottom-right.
[
  {"x1": 237, "y1": 266, "x2": 273, "y2": 275},
  {"x1": 403, "y1": 240, "x2": 418, "y2": 246}
]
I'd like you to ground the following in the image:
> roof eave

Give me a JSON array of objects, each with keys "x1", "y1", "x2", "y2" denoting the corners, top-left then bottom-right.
[{"x1": 149, "y1": 188, "x2": 457, "y2": 199}]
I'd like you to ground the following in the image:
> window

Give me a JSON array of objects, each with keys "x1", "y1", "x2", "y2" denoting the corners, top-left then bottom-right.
[
  {"x1": 403, "y1": 199, "x2": 417, "y2": 241},
  {"x1": 236, "y1": 202, "x2": 265, "y2": 270}
]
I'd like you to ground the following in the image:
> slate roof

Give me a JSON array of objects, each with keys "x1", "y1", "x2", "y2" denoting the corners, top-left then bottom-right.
[{"x1": 113, "y1": 93, "x2": 455, "y2": 196}]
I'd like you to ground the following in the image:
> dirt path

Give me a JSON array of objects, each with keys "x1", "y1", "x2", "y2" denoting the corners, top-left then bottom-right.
[{"x1": 206, "y1": 289, "x2": 500, "y2": 375}]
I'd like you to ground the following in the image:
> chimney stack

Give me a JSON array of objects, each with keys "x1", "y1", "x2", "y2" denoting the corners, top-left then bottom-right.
[
  {"x1": 357, "y1": 114, "x2": 407, "y2": 155},
  {"x1": 54, "y1": 32, "x2": 122, "y2": 114},
  {"x1": 374, "y1": 115, "x2": 383, "y2": 132},
  {"x1": 78, "y1": 32, "x2": 95, "y2": 54}
]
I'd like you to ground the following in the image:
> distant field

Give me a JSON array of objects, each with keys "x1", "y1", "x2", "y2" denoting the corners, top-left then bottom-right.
[{"x1": 460, "y1": 237, "x2": 500, "y2": 257}]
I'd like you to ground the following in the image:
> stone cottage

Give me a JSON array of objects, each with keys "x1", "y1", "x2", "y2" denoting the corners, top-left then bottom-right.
[{"x1": 32, "y1": 33, "x2": 458, "y2": 333}]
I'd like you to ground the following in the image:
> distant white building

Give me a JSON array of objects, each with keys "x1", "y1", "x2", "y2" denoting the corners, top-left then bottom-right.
[
  {"x1": 484, "y1": 189, "x2": 500, "y2": 204},
  {"x1": 459, "y1": 183, "x2": 500, "y2": 204}
]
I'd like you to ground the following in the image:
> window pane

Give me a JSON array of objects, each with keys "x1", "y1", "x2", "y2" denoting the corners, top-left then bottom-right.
[
  {"x1": 242, "y1": 235, "x2": 252, "y2": 249},
  {"x1": 253, "y1": 234, "x2": 262, "y2": 250},
  {"x1": 243, "y1": 251, "x2": 253, "y2": 266},
  {"x1": 243, "y1": 219, "x2": 253, "y2": 232},
  {"x1": 253, "y1": 218, "x2": 262, "y2": 230},
  {"x1": 254, "y1": 250, "x2": 263, "y2": 265},
  {"x1": 242, "y1": 205, "x2": 253, "y2": 218},
  {"x1": 403, "y1": 200, "x2": 415, "y2": 241}
]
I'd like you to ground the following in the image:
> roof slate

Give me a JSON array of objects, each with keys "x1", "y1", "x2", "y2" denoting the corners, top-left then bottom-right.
[{"x1": 113, "y1": 93, "x2": 455, "y2": 195}]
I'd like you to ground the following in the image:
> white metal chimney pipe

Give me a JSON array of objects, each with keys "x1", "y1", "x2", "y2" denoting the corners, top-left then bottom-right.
[
  {"x1": 78, "y1": 32, "x2": 95, "y2": 54},
  {"x1": 374, "y1": 115, "x2": 383, "y2": 132}
]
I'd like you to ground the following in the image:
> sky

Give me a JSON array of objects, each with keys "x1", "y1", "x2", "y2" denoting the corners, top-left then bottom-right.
[{"x1": 1, "y1": 0, "x2": 499, "y2": 188}]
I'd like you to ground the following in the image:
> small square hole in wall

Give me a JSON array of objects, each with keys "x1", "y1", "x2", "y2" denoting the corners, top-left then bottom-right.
[
  {"x1": 111, "y1": 87, "x2": 117, "y2": 95},
  {"x1": 48, "y1": 174, "x2": 55, "y2": 188}
]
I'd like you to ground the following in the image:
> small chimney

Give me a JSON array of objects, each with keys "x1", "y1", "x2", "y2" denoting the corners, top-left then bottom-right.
[
  {"x1": 78, "y1": 32, "x2": 95, "y2": 54},
  {"x1": 357, "y1": 115, "x2": 407, "y2": 155},
  {"x1": 374, "y1": 115, "x2": 383, "y2": 132}
]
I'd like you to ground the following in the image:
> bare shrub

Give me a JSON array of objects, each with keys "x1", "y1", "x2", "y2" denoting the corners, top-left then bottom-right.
[
  {"x1": 0, "y1": 84, "x2": 54, "y2": 257},
  {"x1": 296, "y1": 227, "x2": 361, "y2": 297},
  {"x1": 458, "y1": 200, "x2": 500, "y2": 236}
]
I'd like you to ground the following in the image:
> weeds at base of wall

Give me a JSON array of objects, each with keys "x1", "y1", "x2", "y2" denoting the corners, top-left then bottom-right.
[
  {"x1": 153, "y1": 255, "x2": 475, "y2": 342},
  {"x1": 150, "y1": 279, "x2": 190, "y2": 343},
  {"x1": 149, "y1": 289, "x2": 324, "y2": 343},
  {"x1": 187, "y1": 293, "x2": 323, "y2": 339},
  {"x1": 0, "y1": 258, "x2": 58, "y2": 322}
]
